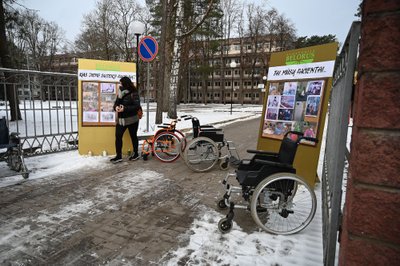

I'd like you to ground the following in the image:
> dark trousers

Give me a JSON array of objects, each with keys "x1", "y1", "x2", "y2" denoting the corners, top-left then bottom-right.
[{"x1": 115, "y1": 122, "x2": 139, "y2": 156}]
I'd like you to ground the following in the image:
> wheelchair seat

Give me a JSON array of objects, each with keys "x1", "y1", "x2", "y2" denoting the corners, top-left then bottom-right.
[
  {"x1": 236, "y1": 132, "x2": 305, "y2": 187},
  {"x1": 192, "y1": 117, "x2": 224, "y2": 143},
  {"x1": 0, "y1": 118, "x2": 18, "y2": 149}
]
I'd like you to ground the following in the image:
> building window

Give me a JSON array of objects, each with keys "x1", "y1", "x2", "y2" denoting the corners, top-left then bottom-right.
[
  {"x1": 215, "y1": 81, "x2": 221, "y2": 86},
  {"x1": 225, "y1": 81, "x2": 231, "y2": 87},
  {"x1": 225, "y1": 70, "x2": 231, "y2": 76}
]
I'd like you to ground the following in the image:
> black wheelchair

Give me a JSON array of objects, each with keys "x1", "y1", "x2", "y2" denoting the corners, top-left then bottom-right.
[
  {"x1": 217, "y1": 131, "x2": 317, "y2": 235},
  {"x1": 0, "y1": 117, "x2": 29, "y2": 179},
  {"x1": 181, "y1": 116, "x2": 240, "y2": 172}
]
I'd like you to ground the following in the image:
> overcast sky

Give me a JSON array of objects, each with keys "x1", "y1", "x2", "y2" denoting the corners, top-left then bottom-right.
[{"x1": 22, "y1": 0, "x2": 360, "y2": 45}]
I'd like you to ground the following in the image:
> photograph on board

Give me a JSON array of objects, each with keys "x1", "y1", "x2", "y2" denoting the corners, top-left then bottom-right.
[
  {"x1": 266, "y1": 108, "x2": 279, "y2": 120},
  {"x1": 296, "y1": 81, "x2": 308, "y2": 101},
  {"x1": 283, "y1": 82, "x2": 297, "y2": 96},
  {"x1": 269, "y1": 82, "x2": 284, "y2": 95},
  {"x1": 267, "y1": 95, "x2": 280, "y2": 108},
  {"x1": 306, "y1": 80, "x2": 324, "y2": 96},
  {"x1": 278, "y1": 109, "x2": 293, "y2": 121},
  {"x1": 100, "y1": 82, "x2": 116, "y2": 94},
  {"x1": 280, "y1": 95, "x2": 295, "y2": 109},
  {"x1": 305, "y1": 95, "x2": 321, "y2": 116}
]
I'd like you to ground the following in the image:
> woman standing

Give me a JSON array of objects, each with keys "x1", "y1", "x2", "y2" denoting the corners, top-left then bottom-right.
[{"x1": 110, "y1": 76, "x2": 141, "y2": 163}]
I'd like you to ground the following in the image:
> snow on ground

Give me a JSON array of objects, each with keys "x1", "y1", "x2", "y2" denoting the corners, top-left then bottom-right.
[
  {"x1": 163, "y1": 189, "x2": 324, "y2": 266},
  {"x1": 0, "y1": 104, "x2": 344, "y2": 265},
  {"x1": 138, "y1": 103, "x2": 262, "y2": 136},
  {"x1": 0, "y1": 166, "x2": 165, "y2": 257}
]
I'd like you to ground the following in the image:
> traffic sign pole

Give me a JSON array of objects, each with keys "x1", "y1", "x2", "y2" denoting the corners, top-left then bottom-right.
[{"x1": 138, "y1": 36, "x2": 159, "y2": 132}]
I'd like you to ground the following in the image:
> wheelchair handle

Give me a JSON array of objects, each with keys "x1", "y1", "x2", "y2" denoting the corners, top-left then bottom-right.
[
  {"x1": 157, "y1": 125, "x2": 169, "y2": 129},
  {"x1": 285, "y1": 131, "x2": 304, "y2": 137}
]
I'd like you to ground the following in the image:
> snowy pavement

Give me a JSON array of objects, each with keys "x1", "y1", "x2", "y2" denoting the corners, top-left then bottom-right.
[{"x1": 0, "y1": 111, "x2": 326, "y2": 265}]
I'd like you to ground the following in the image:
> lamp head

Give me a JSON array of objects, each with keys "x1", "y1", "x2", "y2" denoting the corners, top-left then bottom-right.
[{"x1": 132, "y1": 21, "x2": 145, "y2": 35}]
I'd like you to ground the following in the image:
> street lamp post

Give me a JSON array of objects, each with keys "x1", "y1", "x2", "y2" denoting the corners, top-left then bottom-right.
[
  {"x1": 230, "y1": 61, "x2": 237, "y2": 115},
  {"x1": 132, "y1": 21, "x2": 145, "y2": 90},
  {"x1": 132, "y1": 21, "x2": 146, "y2": 128}
]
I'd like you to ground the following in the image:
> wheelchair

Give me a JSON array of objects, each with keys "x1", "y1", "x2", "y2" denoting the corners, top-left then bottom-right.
[
  {"x1": 0, "y1": 117, "x2": 29, "y2": 179},
  {"x1": 181, "y1": 116, "x2": 240, "y2": 172},
  {"x1": 217, "y1": 131, "x2": 317, "y2": 235},
  {"x1": 141, "y1": 117, "x2": 186, "y2": 162}
]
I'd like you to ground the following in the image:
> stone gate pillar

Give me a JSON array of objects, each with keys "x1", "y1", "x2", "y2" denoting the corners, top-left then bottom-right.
[{"x1": 339, "y1": 0, "x2": 400, "y2": 265}]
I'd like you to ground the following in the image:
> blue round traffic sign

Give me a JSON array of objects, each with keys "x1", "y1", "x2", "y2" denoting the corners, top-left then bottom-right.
[{"x1": 138, "y1": 36, "x2": 158, "y2": 62}]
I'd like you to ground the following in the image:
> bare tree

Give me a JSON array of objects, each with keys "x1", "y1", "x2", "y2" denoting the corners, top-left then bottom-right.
[
  {"x1": 219, "y1": 0, "x2": 241, "y2": 104},
  {"x1": 275, "y1": 14, "x2": 296, "y2": 51},
  {"x1": 0, "y1": 0, "x2": 21, "y2": 120},
  {"x1": 75, "y1": 0, "x2": 118, "y2": 60},
  {"x1": 10, "y1": 9, "x2": 65, "y2": 70}
]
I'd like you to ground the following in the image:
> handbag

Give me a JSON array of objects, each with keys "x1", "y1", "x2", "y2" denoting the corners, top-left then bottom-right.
[{"x1": 137, "y1": 107, "x2": 143, "y2": 119}]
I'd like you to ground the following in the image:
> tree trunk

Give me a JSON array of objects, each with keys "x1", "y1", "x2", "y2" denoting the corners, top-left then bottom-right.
[
  {"x1": 156, "y1": 0, "x2": 168, "y2": 124},
  {"x1": 0, "y1": 0, "x2": 21, "y2": 121}
]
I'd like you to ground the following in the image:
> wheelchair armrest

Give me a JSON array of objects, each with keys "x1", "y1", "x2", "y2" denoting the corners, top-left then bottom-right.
[
  {"x1": 200, "y1": 128, "x2": 223, "y2": 132},
  {"x1": 157, "y1": 125, "x2": 169, "y2": 129},
  {"x1": 301, "y1": 137, "x2": 318, "y2": 143},
  {"x1": 247, "y1": 149, "x2": 279, "y2": 157},
  {"x1": 254, "y1": 158, "x2": 292, "y2": 169},
  {"x1": 239, "y1": 159, "x2": 252, "y2": 165}
]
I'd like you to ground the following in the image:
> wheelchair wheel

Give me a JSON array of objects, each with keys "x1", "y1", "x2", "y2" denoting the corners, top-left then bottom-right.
[
  {"x1": 250, "y1": 173, "x2": 317, "y2": 235},
  {"x1": 178, "y1": 136, "x2": 188, "y2": 159},
  {"x1": 218, "y1": 218, "x2": 233, "y2": 234},
  {"x1": 183, "y1": 137, "x2": 219, "y2": 172},
  {"x1": 141, "y1": 139, "x2": 152, "y2": 159},
  {"x1": 174, "y1": 129, "x2": 186, "y2": 150},
  {"x1": 217, "y1": 199, "x2": 228, "y2": 210},
  {"x1": 153, "y1": 132, "x2": 181, "y2": 162},
  {"x1": 6, "y1": 149, "x2": 22, "y2": 172}
]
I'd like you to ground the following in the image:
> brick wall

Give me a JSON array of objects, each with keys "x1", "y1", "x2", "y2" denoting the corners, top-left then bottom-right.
[{"x1": 339, "y1": 0, "x2": 400, "y2": 265}]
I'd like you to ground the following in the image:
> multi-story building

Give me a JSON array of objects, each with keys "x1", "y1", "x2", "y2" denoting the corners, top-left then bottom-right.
[{"x1": 188, "y1": 36, "x2": 289, "y2": 104}]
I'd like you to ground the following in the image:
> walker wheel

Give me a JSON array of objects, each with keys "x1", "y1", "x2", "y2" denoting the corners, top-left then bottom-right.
[
  {"x1": 142, "y1": 154, "x2": 148, "y2": 161},
  {"x1": 217, "y1": 199, "x2": 228, "y2": 210},
  {"x1": 218, "y1": 218, "x2": 233, "y2": 234}
]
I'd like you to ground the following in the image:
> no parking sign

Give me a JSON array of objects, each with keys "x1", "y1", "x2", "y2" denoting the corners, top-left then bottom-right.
[{"x1": 138, "y1": 36, "x2": 158, "y2": 62}]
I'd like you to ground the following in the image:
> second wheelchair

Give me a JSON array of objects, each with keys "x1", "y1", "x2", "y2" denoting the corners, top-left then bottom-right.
[
  {"x1": 217, "y1": 131, "x2": 318, "y2": 235},
  {"x1": 181, "y1": 116, "x2": 240, "y2": 172}
]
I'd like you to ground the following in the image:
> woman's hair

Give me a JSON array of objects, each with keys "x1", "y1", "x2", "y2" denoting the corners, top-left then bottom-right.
[{"x1": 120, "y1": 76, "x2": 136, "y2": 91}]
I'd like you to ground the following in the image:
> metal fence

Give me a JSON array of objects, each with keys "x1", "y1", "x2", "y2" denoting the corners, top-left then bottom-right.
[
  {"x1": 321, "y1": 21, "x2": 360, "y2": 266},
  {"x1": 0, "y1": 68, "x2": 78, "y2": 156}
]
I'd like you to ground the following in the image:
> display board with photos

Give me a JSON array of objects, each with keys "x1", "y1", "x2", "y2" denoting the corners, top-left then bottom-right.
[
  {"x1": 262, "y1": 79, "x2": 325, "y2": 143},
  {"x1": 82, "y1": 81, "x2": 117, "y2": 126}
]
